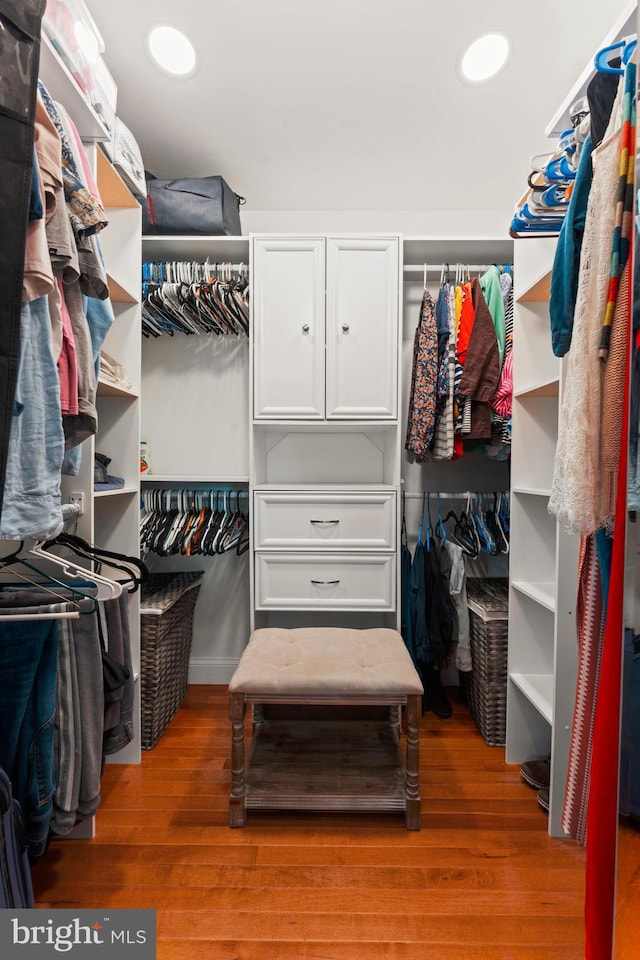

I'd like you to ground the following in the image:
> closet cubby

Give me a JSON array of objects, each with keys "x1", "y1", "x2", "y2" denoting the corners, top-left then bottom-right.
[
  {"x1": 251, "y1": 423, "x2": 399, "y2": 487},
  {"x1": 507, "y1": 236, "x2": 579, "y2": 837},
  {"x1": 140, "y1": 236, "x2": 251, "y2": 683},
  {"x1": 511, "y1": 398, "x2": 558, "y2": 495},
  {"x1": 512, "y1": 301, "x2": 560, "y2": 400}
]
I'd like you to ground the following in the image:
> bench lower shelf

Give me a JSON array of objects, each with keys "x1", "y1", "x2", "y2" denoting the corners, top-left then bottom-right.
[{"x1": 245, "y1": 719, "x2": 407, "y2": 812}]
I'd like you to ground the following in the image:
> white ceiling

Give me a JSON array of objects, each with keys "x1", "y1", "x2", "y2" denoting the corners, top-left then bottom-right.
[{"x1": 85, "y1": 0, "x2": 632, "y2": 224}]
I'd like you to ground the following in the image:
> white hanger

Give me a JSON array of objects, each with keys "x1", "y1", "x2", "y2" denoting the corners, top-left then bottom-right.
[{"x1": 28, "y1": 542, "x2": 123, "y2": 601}]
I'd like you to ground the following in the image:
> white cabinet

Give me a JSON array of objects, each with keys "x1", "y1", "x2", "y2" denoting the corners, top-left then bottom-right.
[
  {"x1": 252, "y1": 236, "x2": 399, "y2": 420},
  {"x1": 506, "y1": 236, "x2": 579, "y2": 838},
  {"x1": 250, "y1": 234, "x2": 402, "y2": 632}
]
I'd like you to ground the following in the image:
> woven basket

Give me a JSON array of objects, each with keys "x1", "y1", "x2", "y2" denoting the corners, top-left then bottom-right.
[
  {"x1": 460, "y1": 578, "x2": 509, "y2": 747},
  {"x1": 140, "y1": 572, "x2": 204, "y2": 749}
]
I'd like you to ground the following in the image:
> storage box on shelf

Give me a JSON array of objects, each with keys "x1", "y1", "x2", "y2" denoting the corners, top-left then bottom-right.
[{"x1": 507, "y1": 236, "x2": 579, "y2": 837}]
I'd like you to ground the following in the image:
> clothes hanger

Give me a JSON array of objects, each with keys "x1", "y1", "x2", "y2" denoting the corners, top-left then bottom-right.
[
  {"x1": 0, "y1": 562, "x2": 84, "y2": 621},
  {"x1": 28, "y1": 542, "x2": 122, "y2": 601},
  {"x1": 0, "y1": 543, "x2": 98, "y2": 612},
  {"x1": 435, "y1": 493, "x2": 447, "y2": 544},
  {"x1": 594, "y1": 36, "x2": 637, "y2": 75}
]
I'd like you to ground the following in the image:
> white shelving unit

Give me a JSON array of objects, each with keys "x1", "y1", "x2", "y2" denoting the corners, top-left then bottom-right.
[
  {"x1": 506, "y1": 236, "x2": 579, "y2": 837},
  {"x1": 250, "y1": 234, "x2": 403, "y2": 634},
  {"x1": 140, "y1": 236, "x2": 251, "y2": 684}
]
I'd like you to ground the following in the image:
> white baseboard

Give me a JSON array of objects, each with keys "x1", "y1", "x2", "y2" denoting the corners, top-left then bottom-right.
[{"x1": 188, "y1": 657, "x2": 240, "y2": 685}]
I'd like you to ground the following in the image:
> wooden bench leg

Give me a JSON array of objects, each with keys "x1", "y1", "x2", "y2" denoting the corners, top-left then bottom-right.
[
  {"x1": 404, "y1": 693, "x2": 421, "y2": 830},
  {"x1": 229, "y1": 692, "x2": 246, "y2": 827}
]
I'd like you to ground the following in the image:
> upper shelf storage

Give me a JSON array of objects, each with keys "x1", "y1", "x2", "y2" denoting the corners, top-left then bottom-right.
[
  {"x1": 142, "y1": 235, "x2": 250, "y2": 262},
  {"x1": 545, "y1": 0, "x2": 637, "y2": 137},
  {"x1": 403, "y1": 236, "x2": 513, "y2": 266},
  {"x1": 39, "y1": 35, "x2": 109, "y2": 141}
]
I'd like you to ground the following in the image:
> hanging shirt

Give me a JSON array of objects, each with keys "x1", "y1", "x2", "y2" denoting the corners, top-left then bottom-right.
[
  {"x1": 405, "y1": 290, "x2": 438, "y2": 461},
  {"x1": 479, "y1": 265, "x2": 506, "y2": 366},
  {"x1": 457, "y1": 279, "x2": 501, "y2": 440}
]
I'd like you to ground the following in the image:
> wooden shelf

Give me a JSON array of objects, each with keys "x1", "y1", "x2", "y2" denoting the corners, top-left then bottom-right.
[
  {"x1": 512, "y1": 486, "x2": 552, "y2": 498},
  {"x1": 512, "y1": 580, "x2": 556, "y2": 613},
  {"x1": 517, "y1": 270, "x2": 551, "y2": 303},
  {"x1": 510, "y1": 673, "x2": 554, "y2": 724},
  {"x1": 94, "y1": 486, "x2": 138, "y2": 499},
  {"x1": 142, "y1": 235, "x2": 250, "y2": 262},
  {"x1": 514, "y1": 378, "x2": 559, "y2": 400},
  {"x1": 140, "y1": 475, "x2": 250, "y2": 483},
  {"x1": 97, "y1": 149, "x2": 139, "y2": 209},
  {"x1": 402, "y1": 236, "x2": 513, "y2": 265},
  {"x1": 97, "y1": 377, "x2": 138, "y2": 399},
  {"x1": 106, "y1": 274, "x2": 138, "y2": 304},
  {"x1": 244, "y1": 719, "x2": 406, "y2": 814}
]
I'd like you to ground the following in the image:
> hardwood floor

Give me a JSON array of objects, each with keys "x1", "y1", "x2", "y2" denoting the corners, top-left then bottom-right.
[{"x1": 31, "y1": 685, "x2": 592, "y2": 959}]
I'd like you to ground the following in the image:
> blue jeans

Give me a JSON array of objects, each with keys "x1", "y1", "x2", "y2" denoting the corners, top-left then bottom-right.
[
  {"x1": 0, "y1": 616, "x2": 58, "y2": 858},
  {"x1": 0, "y1": 298, "x2": 65, "y2": 539}
]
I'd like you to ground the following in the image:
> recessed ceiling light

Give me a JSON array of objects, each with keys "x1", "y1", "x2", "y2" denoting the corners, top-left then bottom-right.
[
  {"x1": 148, "y1": 24, "x2": 197, "y2": 77},
  {"x1": 460, "y1": 32, "x2": 509, "y2": 83}
]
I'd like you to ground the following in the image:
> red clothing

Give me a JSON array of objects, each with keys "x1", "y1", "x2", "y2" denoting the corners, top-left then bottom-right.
[
  {"x1": 458, "y1": 279, "x2": 500, "y2": 440},
  {"x1": 456, "y1": 282, "x2": 474, "y2": 367}
]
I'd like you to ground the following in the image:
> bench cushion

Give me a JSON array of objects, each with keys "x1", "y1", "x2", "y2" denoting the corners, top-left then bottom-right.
[{"x1": 228, "y1": 627, "x2": 423, "y2": 697}]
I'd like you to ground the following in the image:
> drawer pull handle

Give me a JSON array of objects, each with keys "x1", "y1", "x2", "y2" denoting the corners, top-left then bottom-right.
[
  {"x1": 310, "y1": 579, "x2": 340, "y2": 585},
  {"x1": 341, "y1": 323, "x2": 350, "y2": 333},
  {"x1": 302, "y1": 323, "x2": 310, "y2": 333},
  {"x1": 310, "y1": 519, "x2": 340, "y2": 525}
]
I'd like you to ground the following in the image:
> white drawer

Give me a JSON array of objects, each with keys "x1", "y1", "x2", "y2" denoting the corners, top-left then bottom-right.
[
  {"x1": 253, "y1": 492, "x2": 396, "y2": 550},
  {"x1": 254, "y1": 553, "x2": 396, "y2": 610}
]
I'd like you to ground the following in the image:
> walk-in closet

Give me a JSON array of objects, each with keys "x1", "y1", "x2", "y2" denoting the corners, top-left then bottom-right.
[{"x1": 0, "y1": 1, "x2": 639, "y2": 958}]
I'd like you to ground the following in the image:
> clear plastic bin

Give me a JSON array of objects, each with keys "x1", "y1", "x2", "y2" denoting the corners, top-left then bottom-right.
[{"x1": 42, "y1": 0, "x2": 104, "y2": 98}]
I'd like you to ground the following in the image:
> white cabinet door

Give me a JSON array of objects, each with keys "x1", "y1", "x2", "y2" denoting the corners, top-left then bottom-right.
[
  {"x1": 253, "y1": 238, "x2": 325, "y2": 419},
  {"x1": 325, "y1": 237, "x2": 399, "y2": 419}
]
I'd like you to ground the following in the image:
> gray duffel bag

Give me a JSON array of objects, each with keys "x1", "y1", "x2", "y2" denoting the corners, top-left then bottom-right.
[{"x1": 142, "y1": 176, "x2": 245, "y2": 236}]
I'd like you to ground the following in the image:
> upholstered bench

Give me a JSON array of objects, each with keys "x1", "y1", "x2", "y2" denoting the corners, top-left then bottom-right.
[{"x1": 228, "y1": 627, "x2": 424, "y2": 830}]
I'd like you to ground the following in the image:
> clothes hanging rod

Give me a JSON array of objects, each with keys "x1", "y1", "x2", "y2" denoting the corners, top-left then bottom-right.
[
  {"x1": 143, "y1": 261, "x2": 248, "y2": 269},
  {"x1": 403, "y1": 264, "x2": 505, "y2": 273},
  {"x1": 61, "y1": 501, "x2": 82, "y2": 521},
  {"x1": 402, "y1": 491, "x2": 509, "y2": 499}
]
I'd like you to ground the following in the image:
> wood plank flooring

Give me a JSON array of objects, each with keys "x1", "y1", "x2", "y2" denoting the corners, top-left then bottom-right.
[{"x1": 30, "y1": 686, "x2": 600, "y2": 959}]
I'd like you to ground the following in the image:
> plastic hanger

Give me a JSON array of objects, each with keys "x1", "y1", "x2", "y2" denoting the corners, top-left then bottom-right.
[
  {"x1": 28, "y1": 542, "x2": 122, "y2": 601},
  {"x1": 0, "y1": 543, "x2": 98, "y2": 615},
  {"x1": 594, "y1": 36, "x2": 637, "y2": 75}
]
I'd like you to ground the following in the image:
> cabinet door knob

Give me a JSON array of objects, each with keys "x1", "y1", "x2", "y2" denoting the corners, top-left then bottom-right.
[
  {"x1": 310, "y1": 579, "x2": 340, "y2": 585},
  {"x1": 310, "y1": 519, "x2": 340, "y2": 525},
  {"x1": 341, "y1": 323, "x2": 350, "y2": 333},
  {"x1": 302, "y1": 323, "x2": 310, "y2": 333}
]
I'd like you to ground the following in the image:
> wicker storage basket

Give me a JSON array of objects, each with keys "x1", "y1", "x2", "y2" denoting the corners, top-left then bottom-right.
[
  {"x1": 460, "y1": 578, "x2": 509, "y2": 747},
  {"x1": 140, "y1": 571, "x2": 204, "y2": 749}
]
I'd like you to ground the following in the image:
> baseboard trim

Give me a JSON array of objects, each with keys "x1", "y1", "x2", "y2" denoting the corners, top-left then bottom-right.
[{"x1": 188, "y1": 657, "x2": 240, "y2": 685}]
